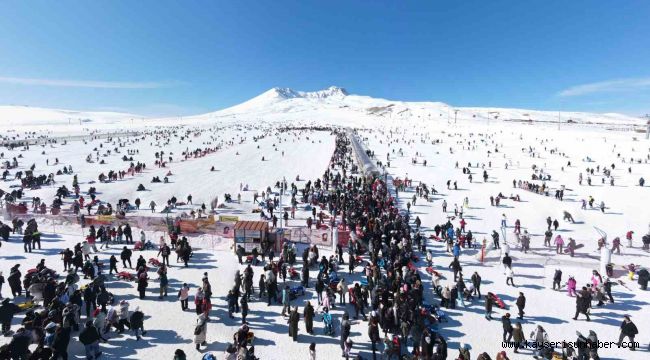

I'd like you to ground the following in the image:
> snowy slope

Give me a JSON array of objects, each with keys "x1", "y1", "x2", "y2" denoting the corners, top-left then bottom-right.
[{"x1": 0, "y1": 87, "x2": 649, "y2": 360}]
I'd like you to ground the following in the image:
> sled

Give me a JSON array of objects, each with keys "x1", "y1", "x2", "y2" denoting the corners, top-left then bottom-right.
[
  {"x1": 18, "y1": 301, "x2": 35, "y2": 311},
  {"x1": 487, "y1": 292, "x2": 507, "y2": 309},
  {"x1": 426, "y1": 267, "x2": 443, "y2": 278},
  {"x1": 327, "y1": 272, "x2": 339, "y2": 284},
  {"x1": 328, "y1": 273, "x2": 341, "y2": 290},
  {"x1": 355, "y1": 256, "x2": 364, "y2": 266},
  {"x1": 245, "y1": 255, "x2": 254, "y2": 263},
  {"x1": 148, "y1": 258, "x2": 162, "y2": 267},
  {"x1": 422, "y1": 303, "x2": 448, "y2": 323},
  {"x1": 117, "y1": 271, "x2": 136, "y2": 281},
  {"x1": 290, "y1": 286, "x2": 305, "y2": 300},
  {"x1": 564, "y1": 244, "x2": 584, "y2": 253},
  {"x1": 288, "y1": 267, "x2": 300, "y2": 280},
  {"x1": 429, "y1": 235, "x2": 444, "y2": 242}
]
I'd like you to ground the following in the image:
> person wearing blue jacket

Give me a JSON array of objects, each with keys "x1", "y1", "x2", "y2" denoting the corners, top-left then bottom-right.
[
  {"x1": 446, "y1": 227, "x2": 455, "y2": 240},
  {"x1": 452, "y1": 242, "x2": 461, "y2": 258}
]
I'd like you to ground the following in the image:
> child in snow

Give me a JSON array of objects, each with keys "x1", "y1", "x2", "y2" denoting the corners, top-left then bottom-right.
[{"x1": 567, "y1": 276, "x2": 577, "y2": 297}]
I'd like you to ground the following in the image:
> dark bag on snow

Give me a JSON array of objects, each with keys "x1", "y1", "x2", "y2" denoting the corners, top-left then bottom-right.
[{"x1": 194, "y1": 324, "x2": 203, "y2": 335}]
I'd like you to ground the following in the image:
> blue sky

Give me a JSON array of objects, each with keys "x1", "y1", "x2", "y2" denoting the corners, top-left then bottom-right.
[{"x1": 1, "y1": 0, "x2": 649, "y2": 117}]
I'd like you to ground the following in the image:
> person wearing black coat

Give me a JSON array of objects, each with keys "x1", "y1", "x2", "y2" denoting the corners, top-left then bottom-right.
[
  {"x1": 603, "y1": 278, "x2": 614, "y2": 303},
  {"x1": 368, "y1": 319, "x2": 380, "y2": 360},
  {"x1": 573, "y1": 288, "x2": 591, "y2": 321},
  {"x1": 502, "y1": 313, "x2": 513, "y2": 342},
  {"x1": 120, "y1": 247, "x2": 133, "y2": 268},
  {"x1": 502, "y1": 253, "x2": 512, "y2": 269},
  {"x1": 302, "y1": 262, "x2": 309, "y2": 288},
  {"x1": 43, "y1": 280, "x2": 56, "y2": 308},
  {"x1": 84, "y1": 285, "x2": 97, "y2": 318},
  {"x1": 123, "y1": 223, "x2": 133, "y2": 243},
  {"x1": 471, "y1": 271, "x2": 482, "y2": 299},
  {"x1": 449, "y1": 286, "x2": 458, "y2": 309},
  {"x1": 130, "y1": 308, "x2": 146, "y2": 340},
  {"x1": 340, "y1": 313, "x2": 352, "y2": 355},
  {"x1": 485, "y1": 296, "x2": 494, "y2": 320},
  {"x1": 137, "y1": 275, "x2": 148, "y2": 299},
  {"x1": 52, "y1": 326, "x2": 71, "y2": 360},
  {"x1": 618, "y1": 315, "x2": 638, "y2": 350},
  {"x1": 288, "y1": 307, "x2": 299, "y2": 342},
  {"x1": 0, "y1": 298, "x2": 19, "y2": 334},
  {"x1": 7, "y1": 265, "x2": 21, "y2": 298},
  {"x1": 553, "y1": 269, "x2": 562, "y2": 290},
  {"x1": 240, "y1": 296, "x2": 249, "y2": 324},
  {"x1": 449, "y1": 258, "x2": 462, "y2": 282},
  {"x1": 303, "y1": 301, "x2": 315, "y2": 334},
  {"x1": 315, "y1": 277, "x2": 324, "y2": 305},
  {"x1": 22, "y1": 233, "x2": 32, "y2": 253},
  {"x1": 97, "y1": 288, "x2": 110, "y2": 313},
  {"x1": 8, "y1": 328, "x2": 30, "y2": 359},
  {"x1": 109, "y1": 255, "x2": 118, "y2": 274},
  {"x1": 79, "y1": 320, "x2": 103, "y2": 358},
  {"x1": 435, "y1": 334, "x2": 448, "y2": 359},
  {"x1": 516, "y1": 292, "x2": 526, "y2": 319},
  {"x1": 420, "y1": 330, "x2": 434, "y2": 359},
  {"x1": 637, "y1": 268, "x2": 649, "y2": 290}
]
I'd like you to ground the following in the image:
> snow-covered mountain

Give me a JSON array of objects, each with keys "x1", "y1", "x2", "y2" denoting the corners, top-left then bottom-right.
[
  {"x1": 206, "y1": 86, "x2": 646, "y2": 128},
  {"x1": 1, "y1": 87, "x2": 647, "y2": 132}
]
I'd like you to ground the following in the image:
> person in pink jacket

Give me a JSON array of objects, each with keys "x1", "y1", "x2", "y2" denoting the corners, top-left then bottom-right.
[
  {"x1": 554, "y1": 235, "x2": 565, "y2": 254},
  {"x1": 591, "y1": 270, "x2": 602, "y2": 288},
  {"x1": 567, "y1": 276, "x2": 577, "y2": 296}
]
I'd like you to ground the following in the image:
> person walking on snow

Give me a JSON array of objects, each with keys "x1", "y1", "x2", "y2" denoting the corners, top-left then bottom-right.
[
  {"x1": 194, "y1": 313, "x2": 208, "y2": 351},
  {"x1": 79, "y1": 320, "x2": 104, "y2": 359},
  {"x1": 626, "y1": 231, "x2": 634, "y2": 247},
  {"x1": 178, "y1": 283, "x2": 190, "y2": 311},
  {"x1": 617, "y1": 315, "x2": 638, "y2": 350},
  {"x1": 552, "y1": 269, "x2": 562, "y2": 290},
  {"x1": 611, "y1": 237, "x2": 622, "y2": 255},
  {"x1": 566, "y1": 276, "x2": 577, "y2": 296},
  {"x1": 516, "y1": 292, "x2": 526, "y2": 319},
  {"x1": 501, "y1": 313, "x2": 513, "y2": 342},
  {"x1": 554, "y1": 235, "x2": 564, "y2": 254},
  {"x1": 492, "y1": 231, "x2": 500, "y2": 249},
  {"x1": 505, "y1": 267, "x2": 515, "y2": 286}
]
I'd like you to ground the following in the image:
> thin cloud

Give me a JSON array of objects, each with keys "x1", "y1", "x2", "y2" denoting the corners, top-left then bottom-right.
[
  {"x1": 558, "y1": 77, "x2": 650, "y2": 97},
  {"x1": 0, "y1": 76, "x2": 180, "y2": 89}
]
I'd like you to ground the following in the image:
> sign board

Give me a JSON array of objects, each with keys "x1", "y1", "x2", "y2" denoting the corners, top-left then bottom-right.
[
  {"x1": 244, "y1": 242, "x2": 260, "y2": 253},
  {"x1": 219, "y1": 215, "x2": 239, "y2": 222}
]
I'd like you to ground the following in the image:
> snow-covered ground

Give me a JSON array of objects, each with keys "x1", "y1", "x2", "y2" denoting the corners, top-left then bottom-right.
[{"x1": 0, "y1": 88, "x2": 648, "y2": 359}]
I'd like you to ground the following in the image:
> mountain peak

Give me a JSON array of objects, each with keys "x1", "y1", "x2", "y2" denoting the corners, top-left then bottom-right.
[{"x1": 265, "y1": 86, "x2": 348, "y2": 100}]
